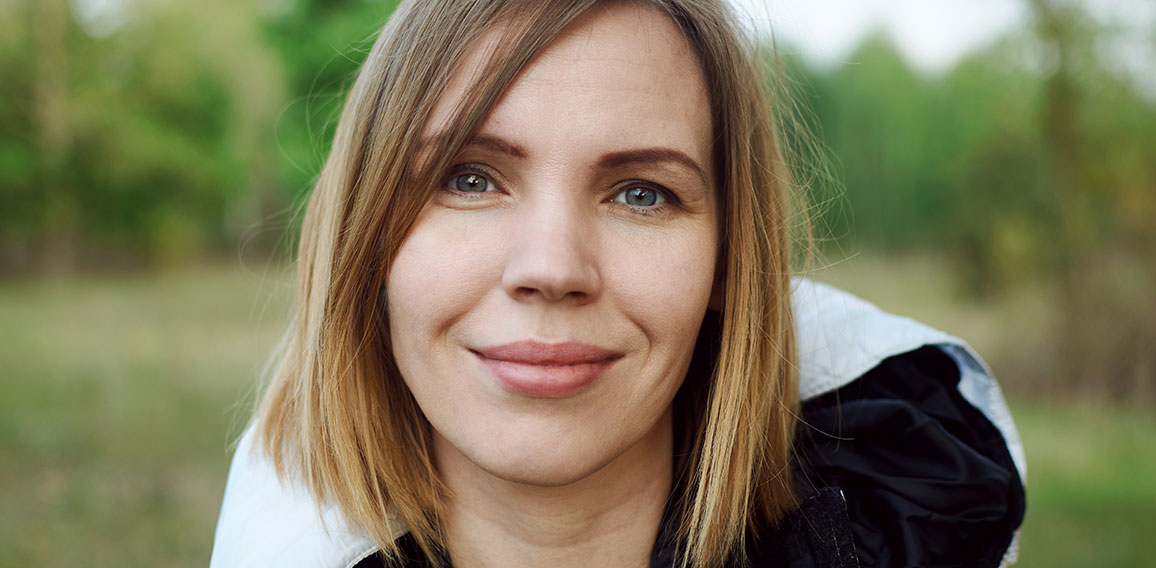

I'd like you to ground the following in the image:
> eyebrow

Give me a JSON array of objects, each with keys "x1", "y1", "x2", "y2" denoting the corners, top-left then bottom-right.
[
  {"x1": 419, "y1": 133, "x2": 528, "y2": 159},
  {"x1": 424, "y1": 133, "x2": 710, "y2": 187},
  {"x1": 467, "y1": 134, "x2": 528, "y2": 159},
  {"x1": 596, "y1": 148, "x2": 711, "y2": 188}
]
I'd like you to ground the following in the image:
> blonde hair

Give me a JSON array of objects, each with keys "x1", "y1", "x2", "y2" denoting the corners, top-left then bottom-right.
[{"x1": 255, "y1": 1, "x2": 799, "y2": 566}]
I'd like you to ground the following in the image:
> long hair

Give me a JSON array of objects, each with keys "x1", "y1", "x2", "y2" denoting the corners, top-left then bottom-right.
[{"x1": 254, "y1": 1, "x2": 800, "y2": 566}]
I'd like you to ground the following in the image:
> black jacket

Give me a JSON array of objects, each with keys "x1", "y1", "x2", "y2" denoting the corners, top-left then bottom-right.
[{"x1": 362, "y1": 347, "x2": 1027, "y2": 568}]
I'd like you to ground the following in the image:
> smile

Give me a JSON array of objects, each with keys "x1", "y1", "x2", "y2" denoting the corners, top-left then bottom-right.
[{"x1": 472, "y1": 341, "x2": 624, "y2": 398}]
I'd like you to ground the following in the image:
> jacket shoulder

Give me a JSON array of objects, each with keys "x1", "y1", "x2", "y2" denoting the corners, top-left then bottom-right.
[
  {"x1": 791, "y1": 278, "x2": 1025, "y2": 479},
  {"x1": 209, "y1": 428, "x2": 382, "y2": 568},
  {"x1": 791, "y1": 279, "x2": 1026, "y2": 567}
]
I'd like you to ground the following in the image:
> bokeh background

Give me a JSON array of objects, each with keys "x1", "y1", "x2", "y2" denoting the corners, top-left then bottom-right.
[{"x1": 2, "y1": 0, "x2": 1154, "y2": 565}]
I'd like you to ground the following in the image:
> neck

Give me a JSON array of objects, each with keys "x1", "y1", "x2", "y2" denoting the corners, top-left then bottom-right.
[{"x1": 436, "y1": 410, "x2": 674, "y2": 568}]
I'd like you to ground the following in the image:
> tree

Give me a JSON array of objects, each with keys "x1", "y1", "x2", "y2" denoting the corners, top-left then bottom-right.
[{"x1": 1, "y1": 0, "x2": 286, "y2": 271}]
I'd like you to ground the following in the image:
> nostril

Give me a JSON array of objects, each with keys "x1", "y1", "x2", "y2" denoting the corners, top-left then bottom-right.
[
  {"x1": 500, "y1": 209, "x2": 601, "y2": 303},
  {"x1": 501, "y1": 252, "x2": 600, "y2": 304}
]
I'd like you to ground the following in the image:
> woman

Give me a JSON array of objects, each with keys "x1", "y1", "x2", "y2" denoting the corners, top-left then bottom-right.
[{"x1": 211, "y1": 1, "x2": 1025, "y2": 567}]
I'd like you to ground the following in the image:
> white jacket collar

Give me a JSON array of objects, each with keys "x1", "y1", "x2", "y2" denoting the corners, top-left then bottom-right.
[
  {"x1": 207, "y1": 427, "x2": 393, "y2": 568},
  {"x1": 210, "y1": 278, "x2": 1024, "y2": 568}
]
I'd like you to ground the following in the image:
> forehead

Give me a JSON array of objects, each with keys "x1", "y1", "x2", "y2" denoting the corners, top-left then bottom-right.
[{"x1": 425, "y1": 2, "x2": 713, "y2": 171}]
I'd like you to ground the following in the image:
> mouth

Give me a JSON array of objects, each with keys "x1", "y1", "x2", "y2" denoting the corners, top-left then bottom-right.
[{"x1": 472, "y1": 340, "x2": 624, "y2": 398}]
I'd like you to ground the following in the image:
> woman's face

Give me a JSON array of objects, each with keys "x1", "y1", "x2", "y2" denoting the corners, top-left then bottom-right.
[{"x1": 387, "y1": 3, "x2": 717, "y2": 487}]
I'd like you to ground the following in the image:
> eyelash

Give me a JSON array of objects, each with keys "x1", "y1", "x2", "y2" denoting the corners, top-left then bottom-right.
[
  {"x1": 609, "y1": 182, "x2": 679, "y2": 216},
  {"x1": 443, "y1": 164, "x2": 502, "y2": 199},
  {"x1": 441, "y1": 164, "x2": 680, "y2": 214}
]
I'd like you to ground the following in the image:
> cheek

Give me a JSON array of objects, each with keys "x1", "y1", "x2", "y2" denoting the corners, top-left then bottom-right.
[
  {"x1": 604, "y1": 226, "x2": 717, "y2": 350},
  {"x1": 386, "y1": 211, "x2": 504, "y2": 349}
]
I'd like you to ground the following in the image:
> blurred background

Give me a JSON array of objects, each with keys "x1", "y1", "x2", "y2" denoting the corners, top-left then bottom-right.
[{"x1": 1, "y1": 0, "x2": 1153, "y2": 565}]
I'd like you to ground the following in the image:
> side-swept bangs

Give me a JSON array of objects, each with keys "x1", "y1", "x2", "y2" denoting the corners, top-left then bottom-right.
[
  {"x1": 255, "y1": 1, "x2": 799, "y2": 566},
  {"x1": 257, "y1": 0, "x2": 605, "y2": 561}
]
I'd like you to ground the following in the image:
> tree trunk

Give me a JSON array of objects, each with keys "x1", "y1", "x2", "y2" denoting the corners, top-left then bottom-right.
[{"x1": 35, "y1": 0, "x2": 75, "y2": 276}]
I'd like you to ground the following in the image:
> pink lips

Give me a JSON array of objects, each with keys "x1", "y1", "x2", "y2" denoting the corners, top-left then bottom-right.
[{"x1": 473, "y1": 341, "x2": 623, "y2": 398}]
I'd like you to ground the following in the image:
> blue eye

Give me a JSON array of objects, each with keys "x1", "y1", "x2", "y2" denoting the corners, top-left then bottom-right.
[
  {"x1": 453, "y1": 173, "x2": 491, "y2": 193},
  {"x1": 613, "y1": 186, "x2": 667, "y2": 207}
]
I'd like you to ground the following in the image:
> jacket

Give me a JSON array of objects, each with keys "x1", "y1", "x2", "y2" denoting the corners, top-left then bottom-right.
[{"x1": 210, "y1": 278, "x2": 1027, "y2": 567}]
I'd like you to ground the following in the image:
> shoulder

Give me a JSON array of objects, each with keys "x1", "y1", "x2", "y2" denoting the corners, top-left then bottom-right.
[
  {"x1": 788, "y1": 278, "x2": 1027, "y2": 568},
  {"x1": 208, "y1": 427, "x2": 383, "y2": 568},
  {"x1": 791, "y1": 278, "x2": 1025, "y2": 477}
]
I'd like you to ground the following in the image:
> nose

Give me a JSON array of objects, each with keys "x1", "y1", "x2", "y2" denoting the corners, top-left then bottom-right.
[{"x1": 501, "y1": 198, "x2": 601, "y2": 304}]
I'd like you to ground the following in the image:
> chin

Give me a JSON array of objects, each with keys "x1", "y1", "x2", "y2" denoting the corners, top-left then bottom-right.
[
  {"x1": 468, "y1": 435, "x2": 619, "y2": 488},
  {"x1": 485, "y1": 461, "x2": 601, "y2": 488},
  {"x1": 436, "y1": 407, "x2": 672, "y2": 490}
]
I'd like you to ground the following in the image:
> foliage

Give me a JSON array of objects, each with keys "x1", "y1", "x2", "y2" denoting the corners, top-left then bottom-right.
[
  {"x1": 259, "y1": 0, "x2": 399, "y2": 204},
  {"x1": 790, "y1": 4, "x2": 1156, "y2": 401},
  {"x1": 799, "y1": 25, "x2": 1156, "y2": 293},
  {"x1": 1, "y1": 0, "x2": 1153, "y2": 401},
  {"x1": 1, "y1": 0, "x2": 285, "y2": 270}
]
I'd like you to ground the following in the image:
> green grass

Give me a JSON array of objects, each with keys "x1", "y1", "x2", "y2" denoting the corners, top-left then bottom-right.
[
  {"x1": 1, "y1": 261, "x2": 1153, "y2": 566},
  {"x1": 1013, "y1": 403, "x2": 1156, "y2": 568},
  {"x1": 0, "y1": 263, "x2": 292, "y2": 567}
]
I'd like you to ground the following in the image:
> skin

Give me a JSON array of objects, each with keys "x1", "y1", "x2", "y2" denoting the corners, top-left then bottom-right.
[{"x1": 386, "y1": 4, "x2": 717, "y2": 567}]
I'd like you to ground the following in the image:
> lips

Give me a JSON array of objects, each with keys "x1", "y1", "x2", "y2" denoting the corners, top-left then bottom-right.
[{"x1": 472, "y1": 340, "x2": 623, "y2": 398}]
